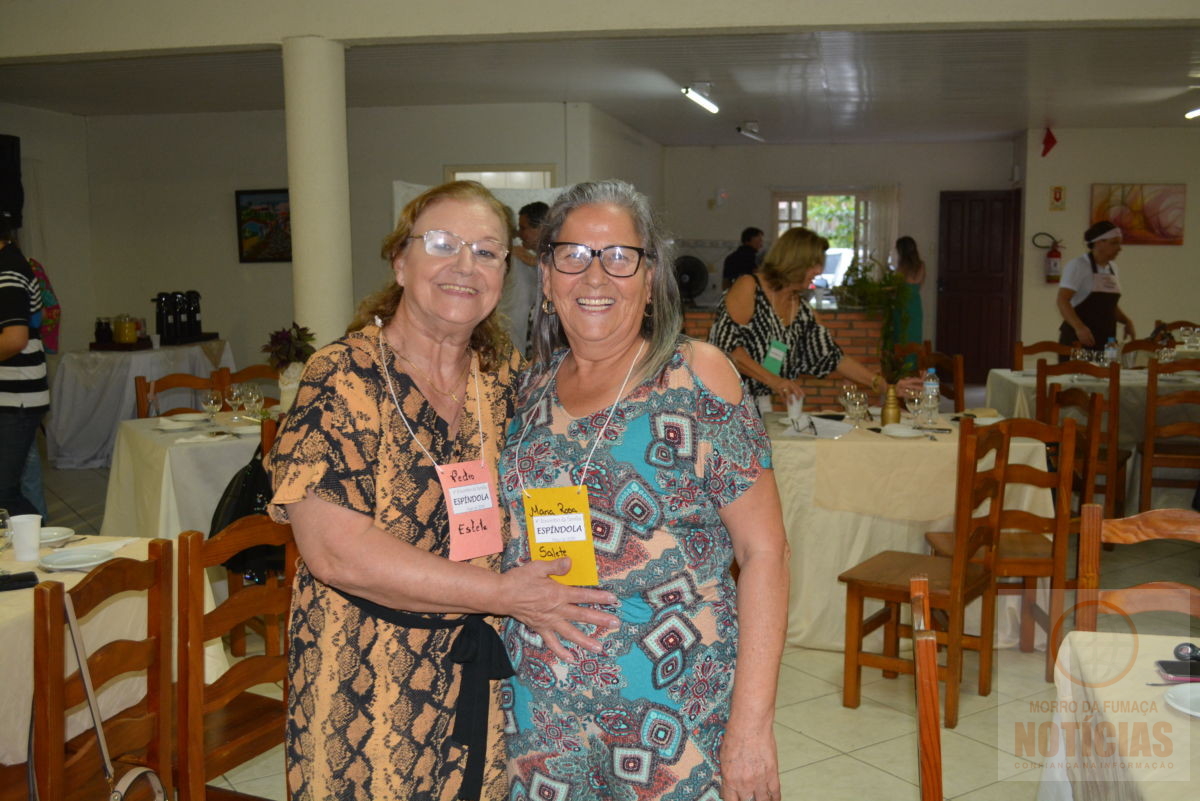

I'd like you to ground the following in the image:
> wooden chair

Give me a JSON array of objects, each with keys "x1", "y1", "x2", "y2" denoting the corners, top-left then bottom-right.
[
  {"x1": 1153, "y1": 319, "x2": 1200, "y2": 335},
  {"x1": 840, "y1": 418, "x2": 1009, "y2": 727},
  {"x1": 1046, "y1": 385, "x2": 1103, "y2": 513},
  {"x1": 32, "y1": 540, "x2": 174, "y2": 801},
  {"x1": 1075, "y1": 504, "x2": 1200, "y2": 631},
  {"x1": 134, "y1": 372, "x2": 227, "y2": 418},
  {"x1": 1035, "y1": 359, "x2": 1128, "y2": 518},
  {"x1": 893, "y1": 340, "x2": 930, "y2": 375},
  {"x1": 918, "y1": 348, "x2": 965, "y2": 412},
  {"x1": 1138, "y1": 357, "x2": 1200, "y2": 512},
  {"x1": 926, "y1": 417, "x2": 1081, "y2": 681},
  {"x1": 177, "y1": 517, "x2": 296, "y2": 801},
  {"x1": 910, "y1": 575, "x2": 942, "y2": 801},
  {"x1": 228, "y1": 363, "x2": 281, "y2": 407},
  {"x1": 1013, "y1": 340, "x2": 1072, "y2": 370},
  {"x1": 1120, "y1": 338, "x2": 1160, "y2": 369}
]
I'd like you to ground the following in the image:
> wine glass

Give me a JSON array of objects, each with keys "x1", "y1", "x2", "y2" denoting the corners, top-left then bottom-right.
[
  {"x1": 845, "y1": 391, "x2": 868, "y2": 429},
  {"x1": 839, "y1": 382, "x2": 858, "y2": 413},
  {"x1": 201, "y1": 389, "x2": 223, "y2": 424},
  {"x1": 225, "y1": 383, "x2": 244, "y2": 422},
  {"x1": 241, "y1": 385, "x2": 264, "y2": 419},
  {"x1": 901, "y1": 385, "x2": 922, "y2": 420}
]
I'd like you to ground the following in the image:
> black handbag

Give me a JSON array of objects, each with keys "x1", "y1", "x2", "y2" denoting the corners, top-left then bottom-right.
[{"x1": 209, "y1": 444, "x2": 282, "y2": 579}]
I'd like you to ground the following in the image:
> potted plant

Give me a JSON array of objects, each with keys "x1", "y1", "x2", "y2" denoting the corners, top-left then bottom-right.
[
  {"x1": 830, "y1": 256, "x2": 909, "y2": 381},
  {"x1": 262, "y1": 322, "x2": 316, "y2": 411}
]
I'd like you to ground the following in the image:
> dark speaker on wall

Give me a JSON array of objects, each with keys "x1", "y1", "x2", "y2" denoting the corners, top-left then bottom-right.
[{"x1": 0, "y1": 134, "x2": 23, "y2": 229}]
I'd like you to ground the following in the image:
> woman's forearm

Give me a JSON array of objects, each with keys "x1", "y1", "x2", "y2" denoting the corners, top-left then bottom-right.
[
  {"x1": 832, "y1": 355, "x2": 883, "y2": 391},
  {"x1": 728, "y1": 549, "x2": 789, "y2": 725},
  {"x1": 729, "y1": 345, "x2": 784, "y2": 392}
]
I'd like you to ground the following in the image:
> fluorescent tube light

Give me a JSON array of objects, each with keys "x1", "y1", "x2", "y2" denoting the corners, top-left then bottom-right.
[
  {"x1": 1186, "y1": 107, "x2": 1200, "y2": 120},
  {"x1": 682, "y1": 85, "x2": 719, "y2": 114},
  {"x1": 737, "y1": 122, "x2": 765, "y2": 142}
]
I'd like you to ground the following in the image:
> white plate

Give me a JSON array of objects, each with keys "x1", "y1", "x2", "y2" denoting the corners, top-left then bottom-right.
[
  {"x1": 156, "y1": 417, "x2": 196, "y2": 431},
  {"x1": 172, "y1": 412, "x2": 209, "y2": 422},
  {"x1": 972, "y1": 416, "x2": 1005, "y2": 426},
  {"x1": 882, "y1": 424, "x2": 923, "y2": 438},
  {"x1": 1164, "y1": 683, "x2": 1200, "y2": 718},
  {"x1": 39, "y1": 526, "x2": 75, "y2": 545},
  {"x1": 38, "y1": 547, "x2": 115, "y2": 572},
  {"x1": 231, "y1": 424, "x2": 261, "y2": 436}
]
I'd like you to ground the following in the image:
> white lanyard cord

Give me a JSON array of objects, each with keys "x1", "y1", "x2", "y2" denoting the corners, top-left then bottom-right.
[
  {"x1": 377, "y1": 322, "x2": 486, "y2": 471},
  {"x1": 515, "y1": 339, "x2": 645, "y2": 497}
]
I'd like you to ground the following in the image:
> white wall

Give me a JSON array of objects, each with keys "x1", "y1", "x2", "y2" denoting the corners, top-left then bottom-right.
[
  {"x1": 0, "y1": 102, "x2": 93, "y2": 357},
  {"x1": 580, "y1": 105, "x2": 664, "y2": 206},
  {"x1": 1020, "y1": 127, "x2": 1200, "y2": 343},
  {"x1": 662, "y1": 140, "x2": 1018, "y2": 341}
]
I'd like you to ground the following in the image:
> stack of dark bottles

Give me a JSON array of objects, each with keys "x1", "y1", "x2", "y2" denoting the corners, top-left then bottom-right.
[{"x1": 151, "y1": 290, "x2": 217, "y2": 345}]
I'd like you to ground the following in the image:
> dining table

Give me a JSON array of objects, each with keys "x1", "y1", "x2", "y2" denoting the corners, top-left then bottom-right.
[
  {"x1": 100, "y1": 411, "x2": 260, "y2": 543},
  {"x1": 1037, "y1": 630, "x2": 1199, "y2": 800},
  {"x1": 768, "y1": 412, "x2": 1054, "y2": 650},
  {"x1": 985, "y1": 367, "x2": 1200, "y2": 509},
  {"x1": 47, "y1": 340, "x2": 236, "y2": 469}
]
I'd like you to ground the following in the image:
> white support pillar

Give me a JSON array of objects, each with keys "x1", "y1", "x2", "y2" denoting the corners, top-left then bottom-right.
[{"x1": 282, "y1": 35, "x2": 354, "y2": 348}]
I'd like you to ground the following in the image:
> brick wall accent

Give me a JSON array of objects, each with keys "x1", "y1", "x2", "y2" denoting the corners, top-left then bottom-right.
[{"x1": 681, "y1": 305, "x2": 883, "y2": 411}]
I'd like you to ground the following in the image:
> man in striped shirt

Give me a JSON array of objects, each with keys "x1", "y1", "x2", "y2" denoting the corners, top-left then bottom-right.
[{"x1": 0, "y1": 212, "x2": 48, "y2": 515}]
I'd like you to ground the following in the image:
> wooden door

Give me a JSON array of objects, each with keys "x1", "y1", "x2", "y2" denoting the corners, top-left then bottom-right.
[{"x1": 936, "y1": 190, "x2": 1022, "y2": 384}]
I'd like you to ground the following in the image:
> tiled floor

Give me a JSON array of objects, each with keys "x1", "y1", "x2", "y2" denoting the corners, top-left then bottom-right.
[{"x1": 36, "y1": 397, "x2": 1200, "y2": 800}]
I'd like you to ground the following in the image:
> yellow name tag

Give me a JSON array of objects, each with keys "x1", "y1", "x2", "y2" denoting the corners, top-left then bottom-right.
[{"x1": 522, "y1": 485, "x2": 599, "y2": 586}]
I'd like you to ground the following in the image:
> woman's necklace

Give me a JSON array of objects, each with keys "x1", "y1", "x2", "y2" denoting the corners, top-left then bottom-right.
[{"x1": 394, "y1": 351, "x2": 471, "y2": 403}]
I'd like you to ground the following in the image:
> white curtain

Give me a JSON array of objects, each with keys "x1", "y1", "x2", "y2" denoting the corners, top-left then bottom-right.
[{"x1": 861, "y1": 184, "x2": 900, "y2": 277}]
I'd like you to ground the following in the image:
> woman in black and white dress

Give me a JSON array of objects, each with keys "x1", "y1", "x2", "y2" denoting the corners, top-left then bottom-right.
[{"x1": 709, "y1": 226, "x2": 909, "y2": 412}]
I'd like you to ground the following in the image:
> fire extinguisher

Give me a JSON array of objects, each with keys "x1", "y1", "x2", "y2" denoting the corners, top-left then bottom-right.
[{"x1": 1033, "y1": 232, "x2": 1062, "y2": 283}]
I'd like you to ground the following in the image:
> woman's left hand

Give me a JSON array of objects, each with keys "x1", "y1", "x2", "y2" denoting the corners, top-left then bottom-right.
[{"x1": 719, "y1": 718, "x2": 780, "y2": 801}]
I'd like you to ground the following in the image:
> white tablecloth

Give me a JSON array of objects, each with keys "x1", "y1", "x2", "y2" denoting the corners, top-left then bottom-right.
[
  {"x1": 1038, "y1": 631, "x2": 1198, "y2": 800},
  {"x1": 100, "y1": 413, "x2": 259, "y2": 541},
  {"x1": 47, "y1": 340, "x2": 235, "y2": 469},
  {"x1": 986, "y1": 368, "x2": 1200, "y2": 510},
  {"x1": 770, "y1": 414, "x2": 1053, "y2": 650},
  {"x1": 0, "y1": 537, "x2": 149, "y2": 765}
]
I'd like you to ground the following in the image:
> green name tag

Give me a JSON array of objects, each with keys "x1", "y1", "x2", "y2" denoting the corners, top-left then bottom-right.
[{"x1": 762, "y1": 339, "x2": 788, "y2": 376}]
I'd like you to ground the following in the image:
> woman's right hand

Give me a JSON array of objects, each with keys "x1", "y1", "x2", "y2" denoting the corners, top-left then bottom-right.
[
  {"x1": 498, "y1": 558, "x2": 620, "y2": 662},
  {"x1": 1074, "y1": 324, "x2": 1095, "y2": 347}
]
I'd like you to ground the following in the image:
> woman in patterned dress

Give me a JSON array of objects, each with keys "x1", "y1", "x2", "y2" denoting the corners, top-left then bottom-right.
[
  {"x1": 499, "y1": 180, "x2": 790, "y2": 801},
  {"x1": 268, "y1": 181, "x2": 618, "y2": 801},
  {"x1": 708, "y1": 227, "x2": 909, "y2": 413}
]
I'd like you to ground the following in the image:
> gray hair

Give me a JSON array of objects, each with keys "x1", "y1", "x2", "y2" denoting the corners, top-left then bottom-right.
[{"x1": 529, "y1": 179, "x2": 681, "y2": 377}]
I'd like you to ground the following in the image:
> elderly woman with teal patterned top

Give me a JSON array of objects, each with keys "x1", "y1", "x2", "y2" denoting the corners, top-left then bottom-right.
[{"x1": 498, "y1": 179, "x2": 789, "y2": 801}]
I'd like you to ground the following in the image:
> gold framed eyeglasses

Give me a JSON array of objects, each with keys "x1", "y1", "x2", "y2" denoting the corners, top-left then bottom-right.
[{"x1": 407, "y1": 230, "x2": 509, "y2": 269}]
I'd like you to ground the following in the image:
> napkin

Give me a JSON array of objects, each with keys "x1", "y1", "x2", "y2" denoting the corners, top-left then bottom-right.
[
  {"x1": 176, "y1": 432, "x2": 234, "y2": 443},
  {"x1": 57, "y1": 537, "x2": 136, "y2": 555}
]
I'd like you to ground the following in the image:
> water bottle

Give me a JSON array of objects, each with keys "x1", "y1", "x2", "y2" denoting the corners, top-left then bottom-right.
[
  {"x1": 1104, "y1": 337, "x2": 1119, "y2": 366},
  {"x1": 922, "y1": 367, "x2": 940, "y2": 424}
]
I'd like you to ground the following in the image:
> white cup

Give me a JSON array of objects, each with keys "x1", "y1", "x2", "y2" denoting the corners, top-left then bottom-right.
[
  {"x1": 786, "y1": 394, "x2": 805, "y2": 420},
  {"x1": 11, "y1": 514, "x2": 42, "y2": 562}
]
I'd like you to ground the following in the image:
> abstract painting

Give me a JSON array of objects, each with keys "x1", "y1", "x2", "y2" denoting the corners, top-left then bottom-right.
[{"x1": 1090, "y1": 183, "x2": 1185, "y2": 245}]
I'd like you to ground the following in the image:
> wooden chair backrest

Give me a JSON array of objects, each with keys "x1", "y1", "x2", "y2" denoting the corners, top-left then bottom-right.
[
  {"x1": 177, "y1": 518, "x2": 296, "y2": 801},
  {"x1": 910, "y1": 574, "x2": 942, "y2": 801},
  {"x1": 1154, "y1": 319, "x2": 1200, "y2": 334},
  {"x1": 1046, "y1": 385, "x2": 1103, "y2": 509},
  {"x1": 1013, "y1": 340, "x2": 1072, "y2": 371},
  {"x1": 919, "y1": 349, "x2": 966, "y2": 412},
  {"x1": 134, "y1": 371, "x2": 227, "y2": 418},
  {"x1": 1035, "y1": 359, "x2": 1120, "y2": 492},
  {"x1": 33, "y1": 539, "x2": 174, "y2": 801},
  {"x1": 1120, "y1": 338, "x2": 1160, "y2": 369},
  {"x1": 1075, "y1": 504, "x2": 1200, "y2": 630},
  {"x1": 1139, "y1": 357, "x2": 1200, "y2": 511},
  {"x1": 949, "y1": 418, "x2": 1009, "y2": 598}
]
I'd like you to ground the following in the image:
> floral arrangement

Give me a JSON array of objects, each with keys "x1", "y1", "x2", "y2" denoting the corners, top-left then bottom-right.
[{"x1": 262, "y1": 322, "x2": 316, "y2": 369}]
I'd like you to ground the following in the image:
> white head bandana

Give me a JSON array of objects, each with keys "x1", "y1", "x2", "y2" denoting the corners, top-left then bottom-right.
[{"x1": 1087, "y1": 227, "x2": 1123, "y2": 245}]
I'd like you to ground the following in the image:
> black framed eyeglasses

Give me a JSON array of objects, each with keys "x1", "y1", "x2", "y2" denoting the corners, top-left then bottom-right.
[
  {"x1": 545, "y1": 242, "x2": 649, "y2": 277},
  {"x1": 407, "y1": 230, "x2": 509, "y2": 269}
]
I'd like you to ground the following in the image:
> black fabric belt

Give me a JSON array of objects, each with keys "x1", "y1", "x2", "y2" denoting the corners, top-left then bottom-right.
[{"x1": 331, "y1": 587, "x2": 513, "y2": 801}]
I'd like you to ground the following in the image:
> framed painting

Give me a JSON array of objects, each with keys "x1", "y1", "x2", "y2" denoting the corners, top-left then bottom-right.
[
  {"x1": 235, "y1": 189, "x2": 292, "y2": 262},
  {"x1": 1090, "y1": 183, "x2": 1185, "y2": 245}
]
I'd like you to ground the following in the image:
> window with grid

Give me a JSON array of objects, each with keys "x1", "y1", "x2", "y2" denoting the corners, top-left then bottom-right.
[{"x1": 772, "y1": 188, "x2": 898, "y2": 284}]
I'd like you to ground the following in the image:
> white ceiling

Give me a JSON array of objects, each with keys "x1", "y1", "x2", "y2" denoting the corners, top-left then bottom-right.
[{"x1": 2, "y1": 27, "x2": 1199, "y2": 146}]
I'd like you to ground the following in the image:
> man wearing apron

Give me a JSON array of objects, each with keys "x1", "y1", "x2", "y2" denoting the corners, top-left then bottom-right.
[{"x1": 1057, "y1": 220, "x2": 1136, "y2": 349}]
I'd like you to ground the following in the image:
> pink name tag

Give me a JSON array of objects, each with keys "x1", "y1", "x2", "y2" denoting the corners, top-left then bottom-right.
[{"x1": 438, "y1": 461, "x2": 503, "y2": 561}]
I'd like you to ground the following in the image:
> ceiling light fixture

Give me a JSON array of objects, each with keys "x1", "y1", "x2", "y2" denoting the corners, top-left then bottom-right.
[
  {"x1": 1186, "y1": 107, "x2": 1200, "y2": 120},
  {"x1": 681, "y1": 83, "x2": 719, "y2": 114},
  {"x1": 736, "y1": 121, "x2": 765, "y2": 142}
]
